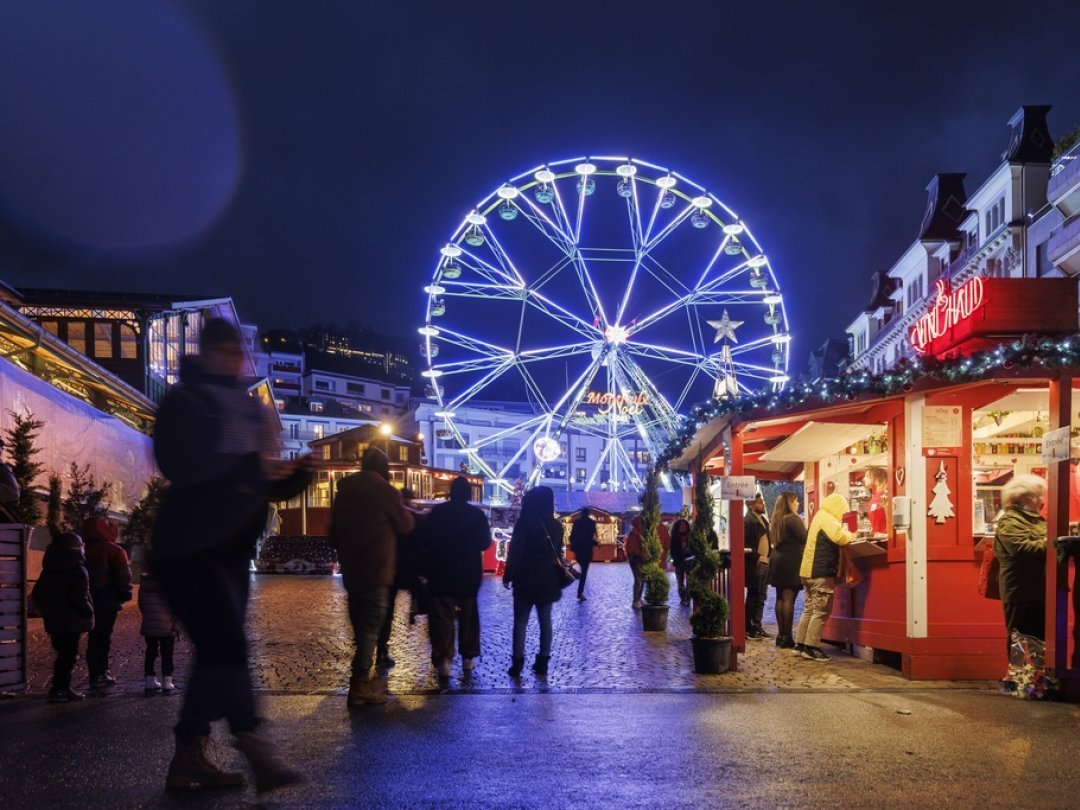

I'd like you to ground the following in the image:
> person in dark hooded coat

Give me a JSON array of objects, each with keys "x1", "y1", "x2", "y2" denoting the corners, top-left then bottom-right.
[
  {"x1": 32, "y1": 532, "x2": 94, "y2": 702},
  {"x1": 502, "y1": 486, "x2": 563, "y2": 678},
  {"x1": 423, "y1": 476, "x2": 491, "y2": 683}
]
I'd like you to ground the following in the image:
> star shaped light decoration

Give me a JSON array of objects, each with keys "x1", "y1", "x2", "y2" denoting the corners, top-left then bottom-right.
[{"x1": 707, "y1": 310, "x2": 744, "y2": 343}]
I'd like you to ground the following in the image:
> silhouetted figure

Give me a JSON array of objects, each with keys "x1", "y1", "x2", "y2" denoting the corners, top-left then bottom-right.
[
  {"x1": 503, "y1": 486, "x2": 563, "y2": 678},
  {"x1": 32, "y1": 532, "x2": 94, "y2": 702},
  {"x1": 568, "y1": 507, "x2": 597, "y2": 601},
  {"x1": 625, "y1": 515, "x2": 646, "y2": 609},
  {"x1": 376, "y1": 487, "x2": 425, "y2": 670},
  {"x1": 331, "y1": 446, "x2": 414, "y2": 706},
  {"x1": 82, "y1": 516, "x2": 131, "y2": 688},
  {"x1": 423, "y1": 476, "x2": 491, "y2": 687},
  {"x1": 670, "y1": 518, "x2": 692, "y2": 606},
  {"x1": 139, "y1": 569, "x2": 179, "y2": 694},
  {"x1": 152, "y1": 317, "x2": 312, "y2": 793}
]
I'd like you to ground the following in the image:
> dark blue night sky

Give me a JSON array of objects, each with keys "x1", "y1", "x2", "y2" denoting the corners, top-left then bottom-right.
[{"x1": 1, "y1": 0, "x2": 1079, "y2": 372}]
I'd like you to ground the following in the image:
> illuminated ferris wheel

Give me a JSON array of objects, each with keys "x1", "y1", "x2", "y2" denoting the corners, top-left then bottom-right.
[{"x1": 419, "y1": 156, "x2": 790, "y2": 493}]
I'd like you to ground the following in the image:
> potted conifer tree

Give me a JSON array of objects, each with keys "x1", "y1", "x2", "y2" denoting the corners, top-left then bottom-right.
[
  {"x1": 687, "y1": 464, "x2": 731, "y2": 673},
  {"x1": 639, "y1": 473, "x2": 670, "y2": 631}
]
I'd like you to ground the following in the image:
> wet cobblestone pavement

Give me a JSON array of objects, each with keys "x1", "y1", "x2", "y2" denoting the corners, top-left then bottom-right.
[{"x1": 24, "y1": 563, "x2": 995, "y2": 698}]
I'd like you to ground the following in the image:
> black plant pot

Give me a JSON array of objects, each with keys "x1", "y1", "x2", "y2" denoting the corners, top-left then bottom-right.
[
  {"x1": 691, "y1": 636, "x2": 732, "y2": 674},
  {"x1": 640, "y1": 604, "x2": 669, "y2": 631}
]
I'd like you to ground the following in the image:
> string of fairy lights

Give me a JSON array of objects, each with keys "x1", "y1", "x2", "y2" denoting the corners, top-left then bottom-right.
[{"x1": 655, "y1": 334, "x2": 1080, "y2": 470}]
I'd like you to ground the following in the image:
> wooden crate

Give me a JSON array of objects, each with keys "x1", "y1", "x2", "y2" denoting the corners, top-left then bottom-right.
[{"x1": 0, "y1": 525, "x2": 28, "y2": 692}]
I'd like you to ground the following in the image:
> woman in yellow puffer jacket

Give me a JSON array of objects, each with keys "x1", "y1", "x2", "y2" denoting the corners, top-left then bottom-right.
[{"x1": 793, "y1": 492, "x2": 855, "y2": 661}]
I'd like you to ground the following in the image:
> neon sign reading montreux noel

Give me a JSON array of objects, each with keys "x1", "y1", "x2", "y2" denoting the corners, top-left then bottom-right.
[
  {"x1": 907, "y1": 276, "x2": 986, "y2": 354},
  {"x1": 573, "y1": 391, "x2": 649, "y2": 425}
]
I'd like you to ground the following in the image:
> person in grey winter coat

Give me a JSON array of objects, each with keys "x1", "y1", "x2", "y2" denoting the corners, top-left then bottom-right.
[
  {"x1": 31, "y1": 532, "x2": 94, "y2": 702},
  {"x1": 503, "y1": 486, "x2": 563, "y2": 678},
  {"x1": 139, "y1": 570, "x2": 179, "y2": 694}
]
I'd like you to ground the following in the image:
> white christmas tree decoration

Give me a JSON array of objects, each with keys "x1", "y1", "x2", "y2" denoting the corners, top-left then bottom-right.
[{"x1": 928, "y1": 460, "x2": 955, "y2": 524}]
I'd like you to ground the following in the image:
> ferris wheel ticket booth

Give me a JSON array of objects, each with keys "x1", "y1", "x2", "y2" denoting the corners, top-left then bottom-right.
[{"x1": 669, "y1": 308, "x2": 1080, "y2": 694}]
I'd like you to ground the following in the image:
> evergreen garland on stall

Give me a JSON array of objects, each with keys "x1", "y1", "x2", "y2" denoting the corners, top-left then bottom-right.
[{"x1": 655, "y1": 334, "x2": 1080, "y2": 471}]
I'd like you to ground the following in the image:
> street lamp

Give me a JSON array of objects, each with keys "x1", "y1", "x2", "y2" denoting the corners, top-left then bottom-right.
[{"x1": 379, "y1": 422, "x2": 393, "y2": 458}]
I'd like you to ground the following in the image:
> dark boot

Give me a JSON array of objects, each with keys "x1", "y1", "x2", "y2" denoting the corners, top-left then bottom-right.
[
  {"x1": 507, "y1": 657, "x2": 524, "y2": 677},
  {"x1": 165, "y1": 736, "x2": 245, "y2": 791},
  {"x1": 234, "y1": 731, "x2": 303, "y2": 794},
  {"x1": 348, "y1": 673, "x2": 388, "y2": 707},
  {"x1": 532, "y1": 655, "x2": 550, "y2": 677}
]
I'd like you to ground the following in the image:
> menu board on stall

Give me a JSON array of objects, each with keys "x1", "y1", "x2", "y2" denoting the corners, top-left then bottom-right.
[{"x1": 922, "y1": 406, "x2": 962, "y2": 455}]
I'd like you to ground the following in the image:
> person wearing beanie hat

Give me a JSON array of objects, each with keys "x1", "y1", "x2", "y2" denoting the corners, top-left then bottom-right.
[
  {"x1": 82, "y1": 516, "x2": 131, "y2": 687},
  {"x1": 330, "y1": 445, "x2": 414, "y2": 706}
]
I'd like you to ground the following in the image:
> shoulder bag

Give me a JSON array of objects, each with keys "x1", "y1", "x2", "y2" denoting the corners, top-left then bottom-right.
[{"x1": 542, "y1": 521, "x2": 579, "y2": 589}]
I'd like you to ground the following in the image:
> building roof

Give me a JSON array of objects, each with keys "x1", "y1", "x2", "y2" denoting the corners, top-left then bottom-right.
[{"x1": 0, "y1": 298, "x2": 157, "y2": 432}]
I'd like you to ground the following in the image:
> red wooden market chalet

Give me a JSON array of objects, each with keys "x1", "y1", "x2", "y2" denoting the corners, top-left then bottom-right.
[
  {"x1": 275, "y1": 423, "x2": 484, "y2": 538},
  {"x1": 666, "y1": 283, "x2": 1080, "y2": 696}
]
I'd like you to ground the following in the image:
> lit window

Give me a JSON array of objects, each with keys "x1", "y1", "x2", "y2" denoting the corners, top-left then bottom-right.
[
  {"x1": 313, "y1": 424, "x2": 325, "y2": 439},
  {"x1": 398, "y1": 446, "x2": 408, "y2": 462},
  {"x1": 41, "y1": 321, "x2": 59, "y2": 337},
  {"x1": 310, "y1": 401, "x2": 324, "y2": 413},
  {"x1": 119, "y1": 324, "x2": 137, "y2": 359},
  {"x1": 67, "y1": 322, "x2": 86, "y2": 354},
  {"x1": 93, "y1": 324, "x2": 112, "y2": 358},
  {"x1": 322, "y1": 445, "x2": 330, "y2": 460}
]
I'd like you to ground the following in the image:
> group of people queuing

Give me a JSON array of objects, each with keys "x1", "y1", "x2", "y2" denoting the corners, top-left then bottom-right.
[
  {"x1": 742, "y1": 471, "x2": 1052, "y2": 666},
  {"x1": 742, "y1": 490, "x2": 858, "y2": 661}
]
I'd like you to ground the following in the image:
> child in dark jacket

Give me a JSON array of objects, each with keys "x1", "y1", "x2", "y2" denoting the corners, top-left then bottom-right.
[
  {"x1": 31, "y1": 532, "x2": 95, "y2": 702},
  {"x1": 138, "y1": 570, "x2": 179, "y2": 694}
]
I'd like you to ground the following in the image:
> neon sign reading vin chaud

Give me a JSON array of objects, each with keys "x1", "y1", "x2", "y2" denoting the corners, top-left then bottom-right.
[{"x1": 908, "y1": 276, "x2": 986, "y2": 353}]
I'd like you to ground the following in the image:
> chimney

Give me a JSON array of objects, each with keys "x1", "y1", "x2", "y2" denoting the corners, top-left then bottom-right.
[{"x1": 918, "y1": 173, "x2": 967, "y2": 241}]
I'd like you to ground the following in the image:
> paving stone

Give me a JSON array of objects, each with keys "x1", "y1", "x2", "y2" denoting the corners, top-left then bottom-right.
[{"x1": 21, "y1": 562, "x2": 995, "y2": 698}]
